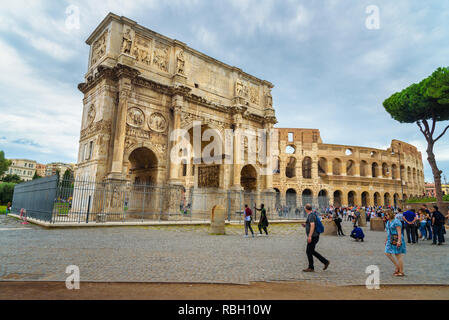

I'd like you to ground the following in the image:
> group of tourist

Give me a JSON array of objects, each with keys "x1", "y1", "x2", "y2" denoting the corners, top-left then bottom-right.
[
  {"x1": 316, "y1": 204, "x2": 448, "y2": 276},
  {"x1": 243, "y1": 202, "x2": 448, "y2": 276}
]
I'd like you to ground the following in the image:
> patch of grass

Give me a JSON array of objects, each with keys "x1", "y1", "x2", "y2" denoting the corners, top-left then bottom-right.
[
  {"x1": 0, "y1": 205, "x2": 6, "y2": 214},
  {"x1": 407, "y1": 195, "x2": 449, "y2": 203},
  {"x1": 54, "y1": 203, "x2": 71, "y2": 215}
]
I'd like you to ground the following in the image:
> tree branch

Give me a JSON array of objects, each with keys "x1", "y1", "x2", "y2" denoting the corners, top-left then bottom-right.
[
  {"x1": 423, "y1": 119, "x2": 430, "y2": 133},
  {"x1": 417, "y1": 121, "x2": 428, "y2": 140},
  {"x1": 434, "y1": 124, "x2": 449, "y2": 143},
  {"x1": 431, "y1": 111, "x2": 436, "y2": 136}
]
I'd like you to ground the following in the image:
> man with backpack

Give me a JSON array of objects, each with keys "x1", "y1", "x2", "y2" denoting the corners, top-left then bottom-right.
[
  {"x1": 302, "y1": 204, "x2": 330, "y2": 272},
  {"x1": 244, "y1": 204, "x2": 254, "y2": 238},
  {"x1": 431, "y1": 206, "x2": 445, "y2": 245}
]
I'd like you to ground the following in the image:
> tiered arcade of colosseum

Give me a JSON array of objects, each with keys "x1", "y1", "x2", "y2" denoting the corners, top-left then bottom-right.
[{"x1": 273, "y1": 128, "x2": 425, "y2": 209}]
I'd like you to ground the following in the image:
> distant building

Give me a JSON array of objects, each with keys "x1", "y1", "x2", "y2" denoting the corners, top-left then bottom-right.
[
  {"x1": 4, "y1": 159, "x2": 37, "y2": 182},
  {"x1": 45, "y1": 162, "x2": 74, "y2": 177},
  {"x1": 35, "y1": 163, "x2": 47, "y2": 177},
  {"x1": 425, "y1": 183, "x2": 436, "y2": 197},
  {"x1": 442, "y1": 184, "x2": 448, "y2": 196}
]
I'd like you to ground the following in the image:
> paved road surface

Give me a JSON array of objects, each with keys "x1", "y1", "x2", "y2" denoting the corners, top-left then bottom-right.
[{"x1": 0, "y1": 214, "x2": 448, "y2": 286}]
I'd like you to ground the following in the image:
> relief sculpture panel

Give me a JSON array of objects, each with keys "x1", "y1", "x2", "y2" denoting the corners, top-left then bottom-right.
[
  {"x1": 91, "y1": 31, "x2": 108, "y2": 65},
  {"x1": 250, "y1": 86, "x2": 259, "y2": 104},
  {"x1": 148, "y1": 112, "x2": 167, "y2": 133},
  {"x1": 127, "y1": 107, "x2": 145, "y2": 128},
  {"x1": 198, "y1": 165, "x2": 220, "y2": 188},
  {"x1": 87, "y1": 104, "x2": 96, "y2": 126},
  {"x1": 152, "y1": 43, "x2": 169, "y2": 72},
  {"x1": 132, "y1": 36, "x2": 152, "y2": 65}
]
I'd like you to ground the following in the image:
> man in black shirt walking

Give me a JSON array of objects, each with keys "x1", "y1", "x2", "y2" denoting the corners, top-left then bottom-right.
[
  {"x1": 302, "y1": 204, "x2": 330, "y2": 272},
  {"x1": 431, "y1": 206, "x2": 445, "y2": 245}
]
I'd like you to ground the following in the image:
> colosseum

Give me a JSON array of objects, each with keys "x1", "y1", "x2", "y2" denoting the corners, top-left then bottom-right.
[
  {"x1": 74, "y1": 13, "x2": 425, "y2": 218},
  {"x1": 273, "y1": 128, "x2": 425, "y2": 210}
]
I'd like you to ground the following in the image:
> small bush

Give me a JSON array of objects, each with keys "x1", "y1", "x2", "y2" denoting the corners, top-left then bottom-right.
[{"x1": 0, "y1": 182, "x2": 15, "y2": 205}]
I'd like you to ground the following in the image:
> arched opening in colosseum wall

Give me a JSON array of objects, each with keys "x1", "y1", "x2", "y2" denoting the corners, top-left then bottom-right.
[
  {"x1": 400, "y1": 165, "x2": 405, "y2": 180},
  {"x1": 332, "y1": 158, "x2": 341, "y2": 175},
  {"x1": 274, "y1": 188, "x2": 281, "y2": 208},
  {"x1": 286, "y1": 189, "x2": 297, "y2": 209},
  {"x1": 302, "y1": 189, "x2": 313, "y2": 206},
  {"x1": 348, "y1": 191, "x2": 356, "y2": 207},
  {"x1": 394, "y1": 193, "x2": 399, "y2": 207},
  {"x1": 361, "y1": 191, "x2": 369, "y2": 207},
  {"x1": 391, "y1": 164, "x2": 398, "y2": 179},
  {"x1": 374, "y1": 192, "x2": 381, "y2": 206},
  {"x1": 382, "y1": 163, "x2": 389, "y2": 177},
  {"x1": 360, "y1": 160, "x2": 368, "y2": 177},
  {"x1": 286, "y1": 157, "x2": 296, "y2": 178},
  {"x1": 372, "y1": 162, "x2": 379, "y2": 178},
  {"x1": 413, "y1": 168, "x2": 416, "y2": 184},
  {"x1": 302, "y1": 157, "x2": 312, "y2": 179},
  {"x1": 333, "y1": 190, "x2": 342, "y2": 207},
  {"x1": 407, "y1": 167, "x2": 412, "y2": 182},
  {"x1": 384, "y1": 193, "x2": 391, "y2": 206},
  {"x1": 318, "y1": 157, "x2": 327, "y2": 176},
  {"x1": 346, "y1": 160, "x2": 355, "y2": 176},
  {"x1": 318, "y1": 190, "x2": 329, "y2": 209},
  {"x1": 285, "y1": 145, "x2": 295, "y2": 154}
]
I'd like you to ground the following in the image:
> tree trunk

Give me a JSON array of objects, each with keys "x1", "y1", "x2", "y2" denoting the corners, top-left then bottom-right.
[{"x1": 426, "y1": 142, "x2": 444, "y2": 209}]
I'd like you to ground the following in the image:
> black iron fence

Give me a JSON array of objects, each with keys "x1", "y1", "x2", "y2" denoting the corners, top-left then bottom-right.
[{"x1": 11, "y1": 176, "x2": 329, "y2": 224}]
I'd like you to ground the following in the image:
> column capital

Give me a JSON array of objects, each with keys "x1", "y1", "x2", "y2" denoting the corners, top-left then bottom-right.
[{"x1": 172, "y1": 94, "x2": 184, "y2": 111}]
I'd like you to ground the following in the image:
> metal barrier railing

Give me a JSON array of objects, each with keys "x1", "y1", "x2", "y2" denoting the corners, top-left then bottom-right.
[{"x1": 12, "y1": 176, "x2": 330, "y2": 224}]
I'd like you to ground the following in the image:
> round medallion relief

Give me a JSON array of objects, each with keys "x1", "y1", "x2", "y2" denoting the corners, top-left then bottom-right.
[
  {"x1": 127, "y1": 107, "x2": 145, "y2": 128},
  {"x1": 148, "y1": 112, "x2": 167, "y2": 133},
  {"x1": 87, "y1": 104, "x2": 96, "y2": 125}
]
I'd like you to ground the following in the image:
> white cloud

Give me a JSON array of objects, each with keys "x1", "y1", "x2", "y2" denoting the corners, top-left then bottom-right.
[
  {"x1": 0, "y1": 39, "x2": 82, "y2": 162},
  {"x1": 227, "y1": 0, "x2": 311, "y2": 40}
]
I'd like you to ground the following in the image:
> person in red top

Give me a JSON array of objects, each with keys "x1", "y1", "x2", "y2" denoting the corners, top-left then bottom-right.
[{"x1": 244, "y1": 204, "x2": 254, "y2": 238}]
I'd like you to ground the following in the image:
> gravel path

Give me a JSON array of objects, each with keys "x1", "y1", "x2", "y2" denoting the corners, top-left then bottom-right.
[{"x1": 0, "y1": 214, "x2": 448, "y2": 286}]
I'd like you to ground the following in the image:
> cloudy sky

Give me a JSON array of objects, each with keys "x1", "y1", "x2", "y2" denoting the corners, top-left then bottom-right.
[{"x1": 0, "y1": 0, "x2": 448, "y2": 182}]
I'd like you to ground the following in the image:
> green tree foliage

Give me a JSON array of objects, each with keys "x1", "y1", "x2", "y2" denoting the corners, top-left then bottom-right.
[
  {"x1": 0, "y1": 151, "x2": 11, "y2": 177},
  {"x1": 62, "y1": 169, "x2": 73, "y2": 181},
  {"x1": 2, "y1": 174, "x2": 22, "y2": 184},
  {"x1": 0, "y1": 183, "x2": 15, "y2": 205},
  {"x1": 383, "y1": 67, "x2": 449, "y2": 208},
  {"x1": 61, "y1": 169, "x2": 74, "y2": 191},
  {"x1": 32, "y1": 172, "x2": 42, "y2": 180}
]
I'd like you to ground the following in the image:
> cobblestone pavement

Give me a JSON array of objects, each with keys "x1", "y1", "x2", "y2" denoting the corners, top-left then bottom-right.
[{"x1": 0, "y1": 214, "x2": 448, "y2": 286}]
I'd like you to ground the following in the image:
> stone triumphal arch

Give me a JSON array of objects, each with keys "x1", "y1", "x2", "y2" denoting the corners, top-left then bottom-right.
[{"x1": 74, "y1": 14, "x2": 425, "y2": 219}]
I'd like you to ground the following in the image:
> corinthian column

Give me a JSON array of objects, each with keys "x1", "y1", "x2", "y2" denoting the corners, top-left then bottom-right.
[
  {"x1": 232, "y1": 114, "x2": 243, "y2": 189},
  {"x1": 168, "y1": 94, "x2": 183, "y2": 184},
  {"x1": 107, "y1": 66, "x2": 140, "y2": 181},
  {"x1": 264, "y1": 124, "x2": 274, "y2": 191}
]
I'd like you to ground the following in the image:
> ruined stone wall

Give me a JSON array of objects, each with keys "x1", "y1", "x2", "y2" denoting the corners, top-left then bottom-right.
[{"x1": 273, "y1": 128, "x2": 425, "y2": 207}]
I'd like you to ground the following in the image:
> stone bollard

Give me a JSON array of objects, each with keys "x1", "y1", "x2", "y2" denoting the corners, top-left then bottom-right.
[
  {"x1": 370, "y1": 218, "x2": 385, "y2": 231},
  {"x1": 210, "y1": 205, "x2": 226, "y2": 235},
  {"x1": 321, "y1": 218, "x2": 337, "y2": 236},
  {"x1": 359, "y1": 209, "x2": 367, "y2": 227}
]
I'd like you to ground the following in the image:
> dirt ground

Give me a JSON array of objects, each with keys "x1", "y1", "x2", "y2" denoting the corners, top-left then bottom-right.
[{"x1": 0, "y1": 281, "x2": 448, "y2": 300}]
